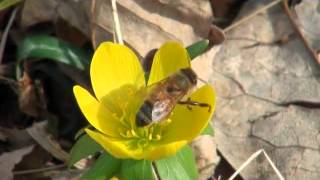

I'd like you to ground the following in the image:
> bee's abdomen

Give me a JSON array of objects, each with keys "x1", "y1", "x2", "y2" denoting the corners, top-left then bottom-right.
[{"x1": 136, "y1": 102, "x2": 153, "y2": 127}]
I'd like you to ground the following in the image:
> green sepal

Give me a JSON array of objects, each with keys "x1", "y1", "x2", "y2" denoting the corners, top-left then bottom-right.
[
  {"x1": 68, "y1": 134, "x2": 102, "y2": 167},
  {"x1": 120, "y1": 159, "x2": 153, "y2": 180},
  {"x1": 16, "y1": 35, "x2": 91, "y2": 78},
  {"x1": 186, "y1": 39, "x2": 209, "y2": 60},
  {"x1": 155, "y1": 145, "x2": 198, "y2": 180},
  {"x1": 80, "y1": 152, "x2": 121, "y2": 180},
  {"x1": 201, "y1": 123, "x2": 214, "y2": 136}
]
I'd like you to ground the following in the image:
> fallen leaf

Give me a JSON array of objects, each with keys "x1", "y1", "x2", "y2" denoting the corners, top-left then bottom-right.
[
  {"x1": 13, "y1": 145, "x2": 52, "y2": 180},
  {"x1": 0, "y1": 76, "x2": 27, "y2": 129},
  {"x1": 0, "y1": 145, "x2": 34, "y2": 180},
  {"x1": 20, "y1": 0, "x2": 57, "y2": 28},
  {"x1": 212, "y1": 0, "x2": 320, "y2": 179},
  {"x1": 295, "y1": 0, "x2": 320, "y2": 52},
  {"x1": 26, "y1": 121, "x2": 69, "y2": 162},
  {"x1": 19, "y1": 71, "x2": 46, "y2": 118}
]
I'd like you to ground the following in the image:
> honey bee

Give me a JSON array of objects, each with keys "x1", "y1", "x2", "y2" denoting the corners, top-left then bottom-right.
[{"x1": 135, "y1": 68, "x2": 211, "y2": 127}]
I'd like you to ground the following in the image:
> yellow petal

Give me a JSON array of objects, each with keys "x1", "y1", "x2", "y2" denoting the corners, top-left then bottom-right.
[
  {"x1": 73, "y1": 85, "x2": 124, "y2": 138},
  {"x1": 144, "y1": 140, "x2": 187, "y2": 160},
  {"x1": 162, "y1": 85, "x2": 216, "y2": 142},
  {"x1": 85, "y1": 129, "x2": 134, "y2": 159},
  {"x1": 147, "y1": 41, "x2": 190, "y2": 85},
  {"x1": 90, "y1": 42, "x2": 145, "y2": 101}
]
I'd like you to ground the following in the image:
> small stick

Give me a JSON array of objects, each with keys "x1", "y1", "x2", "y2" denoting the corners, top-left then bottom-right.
[
  {"x1": 13, "y1": 164, "x2": 66, "y2": 175},
  {"x1": 228, "y1": 149, "x2": 284, "y2": 180},
  {"x1": 111, "y1": 0, "x2": 123, "y2": 44},
  {"x1": 281, "y1": 0, "x2": 319, "y2": 64},
  {"x1": 223, "y1": 0, "x2": 282, "y2": 33},
  {"x1": 91, "y1": 0, "x2": 97, "y2": 49},
  {"x1": 0, "y1": 7, "x2": 18, "y2": 63}
]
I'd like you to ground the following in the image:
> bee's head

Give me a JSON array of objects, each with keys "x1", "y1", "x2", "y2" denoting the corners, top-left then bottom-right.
[{"x1": 180, "y1": 68, "x2": 197, "y2": 85}]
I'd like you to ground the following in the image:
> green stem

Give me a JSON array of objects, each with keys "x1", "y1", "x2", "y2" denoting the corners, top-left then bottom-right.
[{"x1": 151, "y1": 161, "x2": 161, "y2": 180}]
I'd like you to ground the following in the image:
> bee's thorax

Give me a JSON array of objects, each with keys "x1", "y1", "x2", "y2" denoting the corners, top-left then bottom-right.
[{"x1": 180, "y1": 68, "x2": 197, "y2": 85}]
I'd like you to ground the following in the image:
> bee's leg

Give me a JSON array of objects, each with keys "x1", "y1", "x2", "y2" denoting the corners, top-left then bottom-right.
[
  {"x1": 178, "y1": 99, "x2": 191, "y2": 110},
  {"x1": 178, "y1": 98, "x2": 211, "y2": 112}
]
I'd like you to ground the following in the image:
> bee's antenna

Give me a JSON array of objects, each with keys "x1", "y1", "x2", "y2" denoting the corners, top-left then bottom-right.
[{"x1": 197, "y1": 77, "x2": 208, "y2": 84}]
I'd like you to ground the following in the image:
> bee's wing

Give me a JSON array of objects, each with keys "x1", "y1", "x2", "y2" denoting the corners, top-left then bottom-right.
[
  {"x1": 137, "y1": 75, "x2": 169, "y2": 95},
  {"x1": 152, "y1": 99, "x2": 173, "y2": 122}
]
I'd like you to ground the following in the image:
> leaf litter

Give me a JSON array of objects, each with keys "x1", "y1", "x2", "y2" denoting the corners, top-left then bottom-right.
[{"x1": 0, "y1": 0, "x2": 318, "y2": 179}]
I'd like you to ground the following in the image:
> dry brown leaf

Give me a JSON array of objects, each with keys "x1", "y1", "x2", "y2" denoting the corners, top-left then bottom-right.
[
  {"x1": 212, "y1": 0, "x2": 320, "y2": 179},
  {"x1": 19, "y1": 71, "x2": 46, "y2": 118},
  {"x1": 20, "y1": 0, "x2": 58, "y2": 28},
  {"x1": 0, "y1": 145, "x2": 34, "y2": 180},
  {"x1": 26, "y1": 121, "x2": 69, "y2": 162}
]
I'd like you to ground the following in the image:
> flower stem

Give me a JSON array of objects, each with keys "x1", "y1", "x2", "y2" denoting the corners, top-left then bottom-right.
[
  {"x1": 111, "y1": 0, "x2": 124, "y2": 45},
  {"x1": 151, "y1": 161, "x2": 161, "y2": 180}
]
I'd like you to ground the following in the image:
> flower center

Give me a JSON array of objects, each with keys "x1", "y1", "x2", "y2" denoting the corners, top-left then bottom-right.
[
  {"x1": 111, "y1": 85, "x2": 172, "y2": 149},
  {"x1": 119, "y1": 118, "x2": 171, "y2": 149}
]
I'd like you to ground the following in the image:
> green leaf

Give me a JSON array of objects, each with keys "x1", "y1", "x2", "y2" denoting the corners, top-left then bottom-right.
[
  {"x1": 68, "y1": 134, "x2": 102, "y2": 167},
  {"x1": 0, "y1": 0, "x2": 21, "y2": 10},
  {"x1": 120, "y1": 159, "x2": 153, "y2": 180},
  {"x1": 17, "y1": 35, "x2": 91, "y2": 72},
  {"x1": 155, "y1": 145, "x2": 198, "y2": 180},
  {"x1": 201, "y1": 123, "x2": 214, "y2": 136},
  {"x1": 186, "y1": 39, "x2": 209, "y2": 60},
  {"x1": 81, "y1": 152, "x2": 121, "y2": 180}
]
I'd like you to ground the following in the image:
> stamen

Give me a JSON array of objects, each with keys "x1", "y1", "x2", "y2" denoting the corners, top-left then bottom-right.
[
  {"x1": 149, "y1": 126, "x2": 154, "y2": 135},
  {"x1": 143, "y1": 127, "x2": 149, "y2": 138},
  {"x1": 156, "y1": 134, "x2": 161, "y2": 140},
  {"x1": 131, "y1": 129, "x2": 138, "y2": 138},
  {"x1": 119, "y1": 129, "x2": 127, "y2": 138},
  {"x1": 126, "y1": 130, "x2": 132, "y2": 138},
  {"x1": 119, "y1": 116, "x2": 130, "y2": 129}
]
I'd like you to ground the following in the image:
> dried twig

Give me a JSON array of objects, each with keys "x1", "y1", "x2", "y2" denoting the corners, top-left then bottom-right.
[
  {"x1": 111, "y1": 0, "x2": 123, "y2": 44},
  {"x1": 228, "y1": 149, "x2": 284, "y2": 180},
  {"x1": 227, "y1": 33, "x2": 295, "y2": 49},
  {"x1": 13, "y1": 164, "x2": 66, "y2": 175},
  {"x1": 281, "y1": 0, "x2": 319, "y2": 64},
  {"x1": 91, "y1": 0, "x2": 97, "y2": 49},
  {"x1": 0, "y1": 7, "x2": 18, "y2": 63},
  {"x1": 223, "y1": 0, "x2": 282, "y2": 33}
]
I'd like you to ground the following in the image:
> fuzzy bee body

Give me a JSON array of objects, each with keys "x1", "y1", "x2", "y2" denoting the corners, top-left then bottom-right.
[{"x1": 136, "y1": 68, "x2": 198, "y2": 127}]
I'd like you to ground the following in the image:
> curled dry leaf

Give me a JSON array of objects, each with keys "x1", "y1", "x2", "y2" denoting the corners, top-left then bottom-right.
[
  {"x1": 26, "y1": 121, "x2": 69, "y2": 162},
  {"x1": 19, "y1": 71, "x2": 46, "y2": 118}
]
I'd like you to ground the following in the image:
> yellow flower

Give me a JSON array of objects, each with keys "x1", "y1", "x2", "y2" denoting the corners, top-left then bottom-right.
[{"x1": 73, "y1": 41, "x2": 215, "y2": 160}]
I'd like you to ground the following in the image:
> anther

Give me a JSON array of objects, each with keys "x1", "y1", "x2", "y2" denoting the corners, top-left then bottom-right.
[
  {"x1": 119, "y1": 130, "x2": 127, "y2": 138},
  {"x1": 156, "y1": 134, "x2": 161, "y2": 140},
  {"x1": 126, "y1": 130, "x2": 133, "y2": 138},
  {"x1": 131, "y1": 129, "x2": 138, "y2": 137}
]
